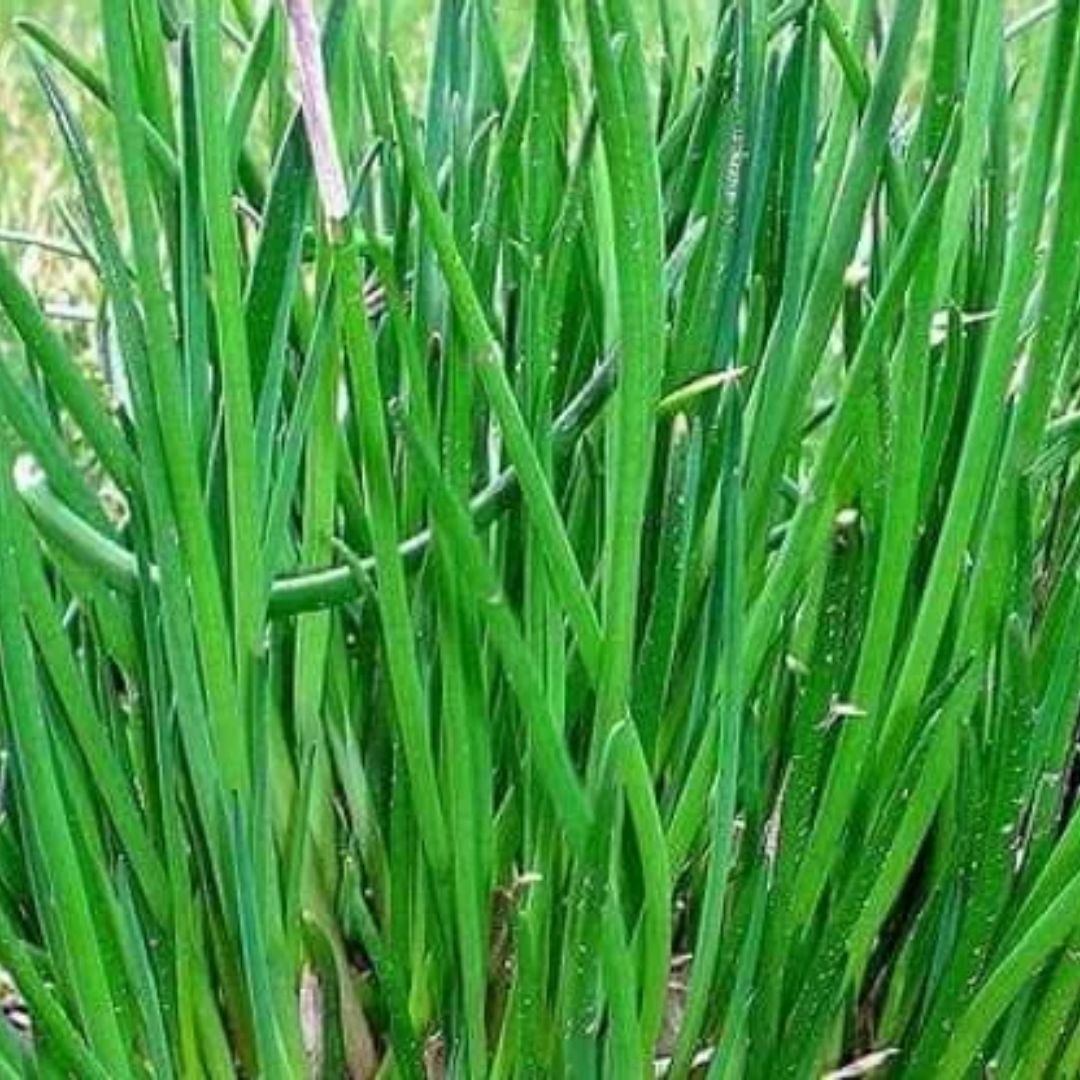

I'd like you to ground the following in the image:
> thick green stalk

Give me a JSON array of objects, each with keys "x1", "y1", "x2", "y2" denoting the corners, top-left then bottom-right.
[
  {"x1": 192, "y1": 0, "x2": 265, "y2": 693},
  {"x1": 584, "y1": 0, "x2": 666, "y2": 737}
]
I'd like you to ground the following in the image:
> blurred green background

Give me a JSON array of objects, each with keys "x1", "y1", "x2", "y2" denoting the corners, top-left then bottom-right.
[
  {"x1": 0, "y1": 0, "x2": 696, "y2": 301},
  {"x1": 0, "y1": 0, "x2": 1049, "y2": 305}
]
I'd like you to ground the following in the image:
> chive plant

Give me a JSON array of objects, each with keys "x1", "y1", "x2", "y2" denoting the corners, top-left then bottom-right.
[{"x1": 0, "y1": 0, "x2": 1079, "y2": 1075}]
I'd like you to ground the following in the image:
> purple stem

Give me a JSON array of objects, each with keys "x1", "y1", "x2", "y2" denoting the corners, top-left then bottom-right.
[{"x1": 283, "y1": 0, "x2": 350, "y2": 224}]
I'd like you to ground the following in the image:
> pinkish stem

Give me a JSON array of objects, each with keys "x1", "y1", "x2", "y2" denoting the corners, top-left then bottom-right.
[{"x1": 283, "y1": 0, "x2": 350, "y2": 225}]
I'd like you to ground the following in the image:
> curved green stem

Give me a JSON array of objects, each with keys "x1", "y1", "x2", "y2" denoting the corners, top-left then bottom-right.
[{"x1": 16, "y1": 358, "x2": 616, "y2": 617}]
